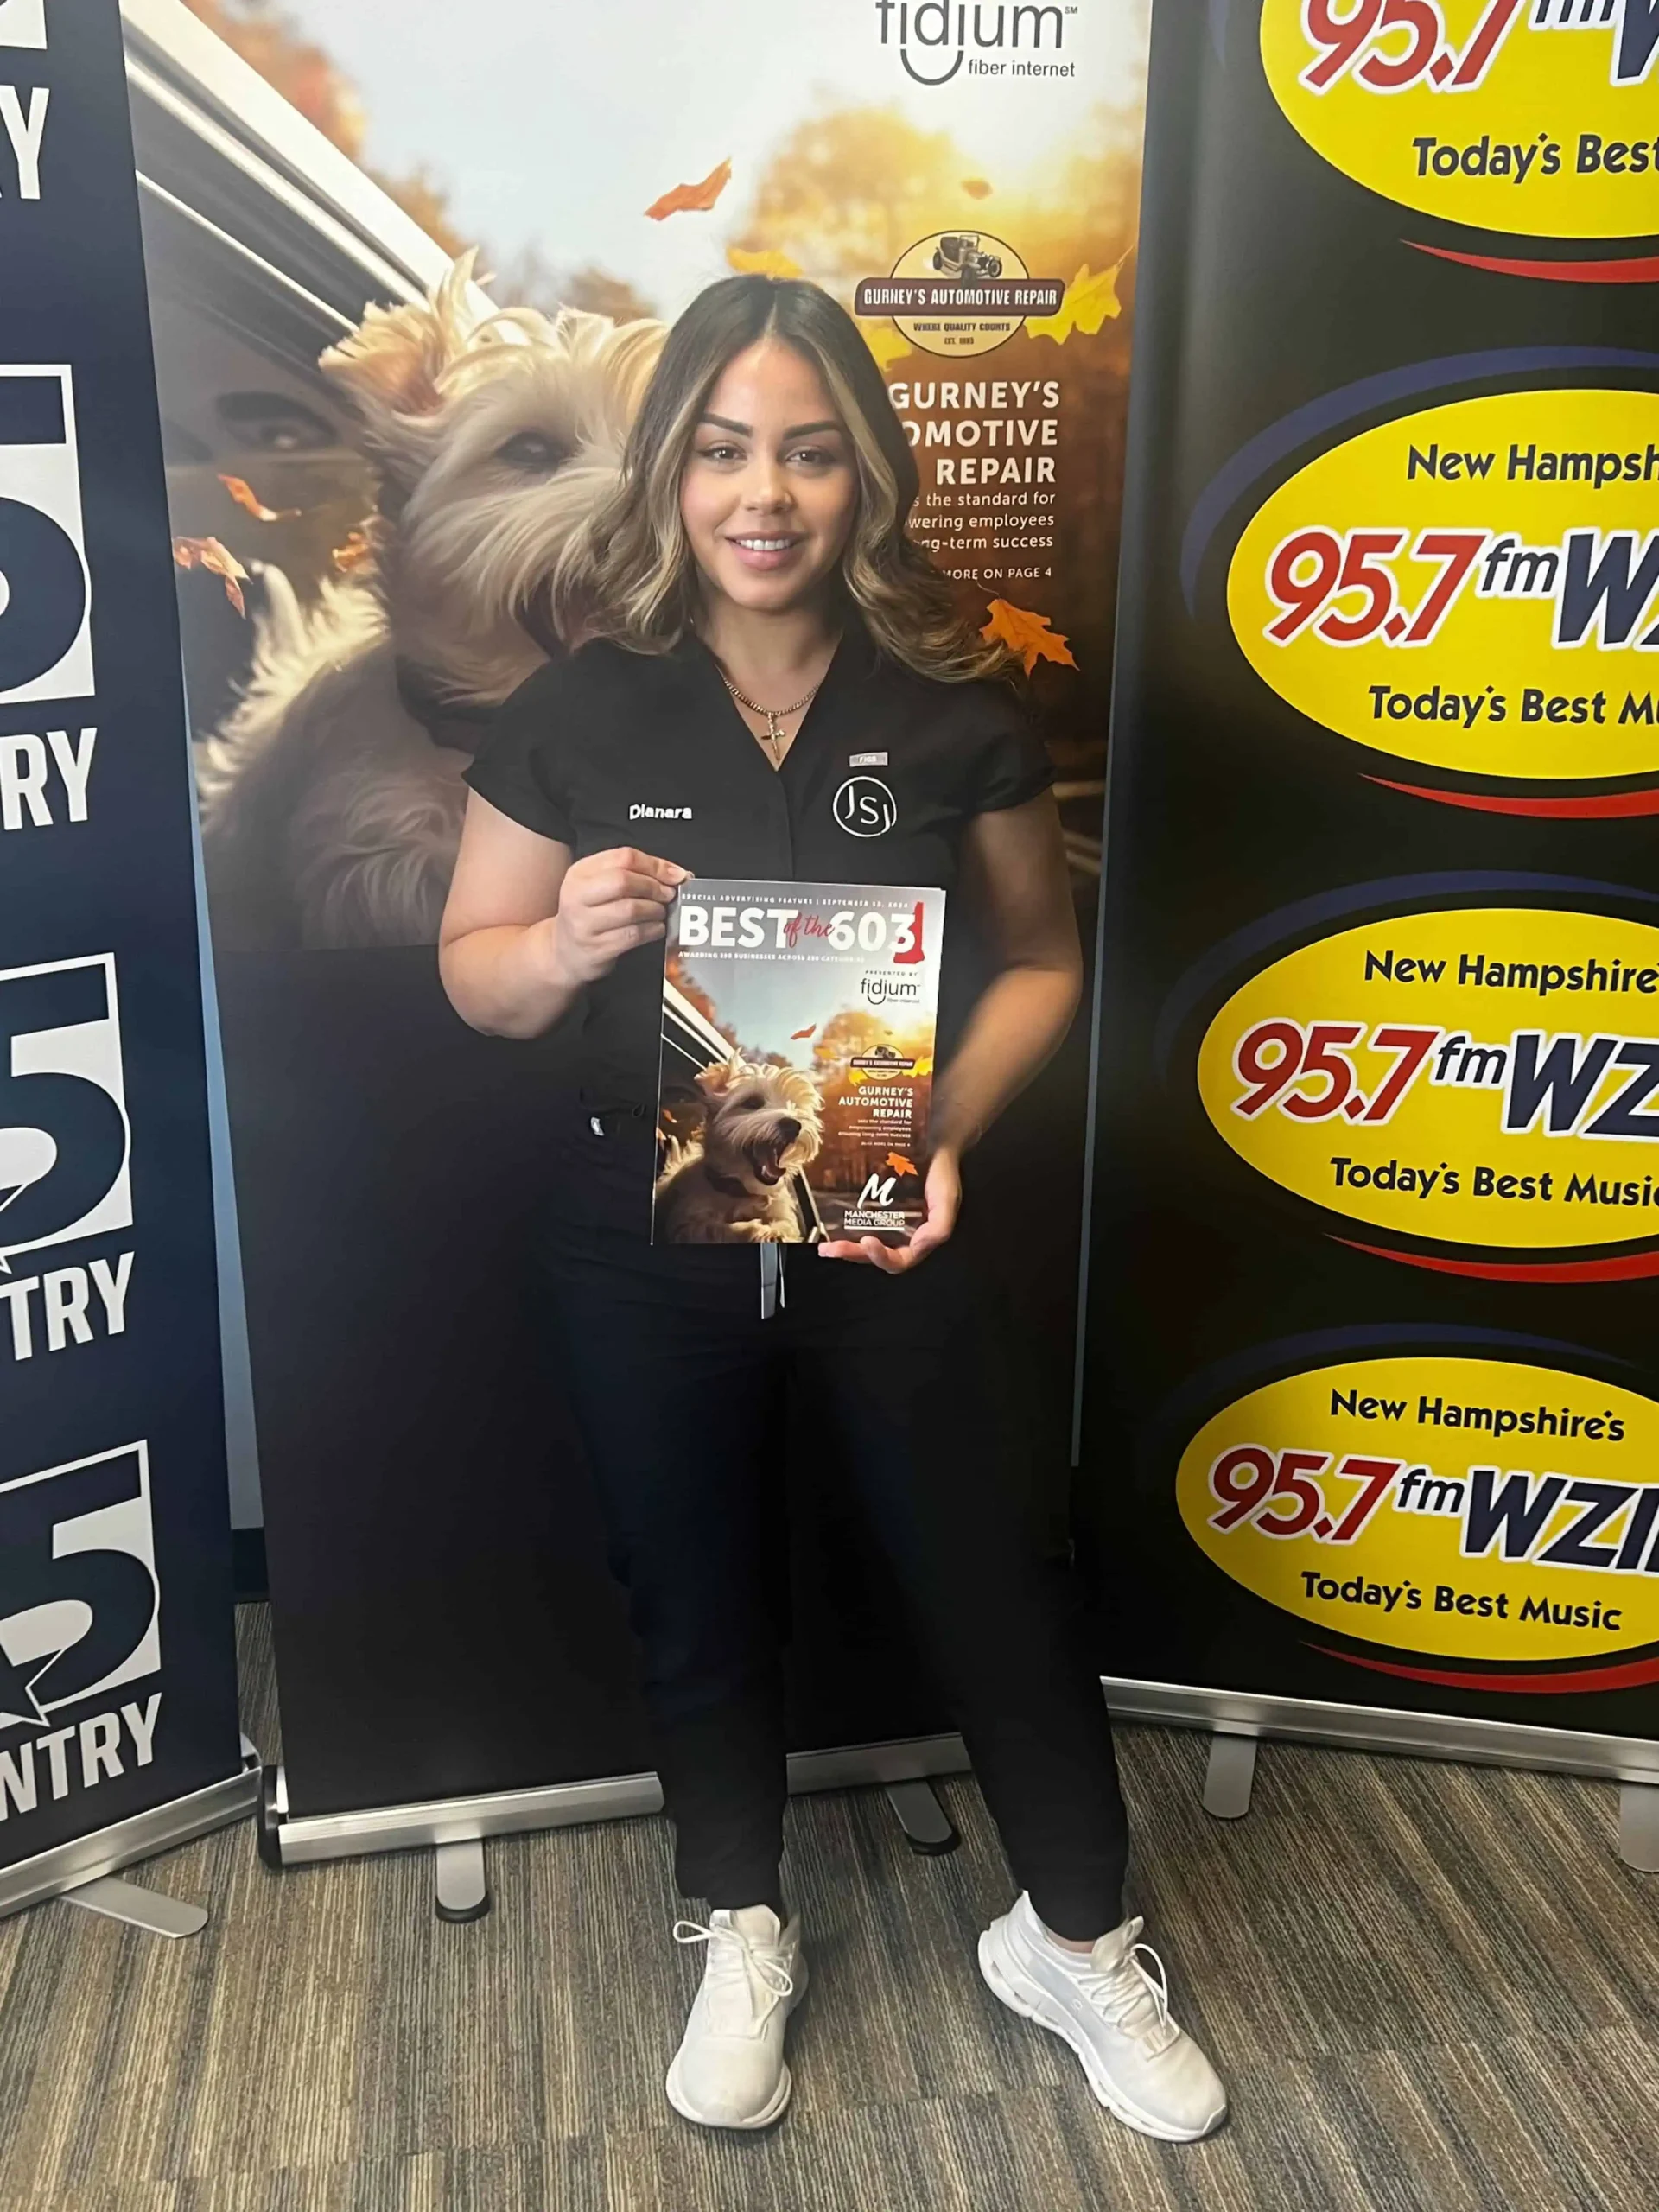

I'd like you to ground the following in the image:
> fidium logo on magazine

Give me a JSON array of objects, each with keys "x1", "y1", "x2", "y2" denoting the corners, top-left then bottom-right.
[{"x1": 874, "y1": 1, "x2": 1078, "y2": 86}]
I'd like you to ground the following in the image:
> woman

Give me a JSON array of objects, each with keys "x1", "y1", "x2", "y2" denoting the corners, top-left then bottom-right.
[{"x1": 440, "y1": 276, "x2": 1225, "y2": 2143}]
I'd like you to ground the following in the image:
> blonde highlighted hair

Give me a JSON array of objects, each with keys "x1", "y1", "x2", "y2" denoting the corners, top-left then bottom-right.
[{"x1": 555, "y1": 276, "x2": 1014, "y2": 684}]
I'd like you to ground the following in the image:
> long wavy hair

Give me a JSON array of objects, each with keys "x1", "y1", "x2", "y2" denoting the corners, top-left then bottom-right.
[{"x1": 557, "y1": 276, "x2": 1014, "y2": 683}]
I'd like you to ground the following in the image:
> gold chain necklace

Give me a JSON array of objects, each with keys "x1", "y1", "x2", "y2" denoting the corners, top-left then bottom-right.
[{"x1": 717, "y1": 668, "x2": 823, "y2": 759}]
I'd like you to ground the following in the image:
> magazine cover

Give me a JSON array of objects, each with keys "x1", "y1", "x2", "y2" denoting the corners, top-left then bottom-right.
[{"x1": 656, "y1": 878, "x2": 946, "y2": 1245}]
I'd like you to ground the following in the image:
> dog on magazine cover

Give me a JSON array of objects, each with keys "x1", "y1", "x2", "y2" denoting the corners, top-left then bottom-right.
[
  {"x1": 197, "y1": 255, "x2": 664, "y2": 950},
  {"x1": 654, "y1": 1058, "x2": 824, "y2": 1244}
]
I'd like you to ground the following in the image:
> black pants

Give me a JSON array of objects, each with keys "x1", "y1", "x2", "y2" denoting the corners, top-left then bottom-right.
[{"x1": 537, "y1": 1120, "x2": 1129, "y2": 1940}]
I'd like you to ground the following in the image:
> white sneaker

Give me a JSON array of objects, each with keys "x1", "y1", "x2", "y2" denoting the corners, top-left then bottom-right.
[
  {"x1": 665, "y1": 1906, "x2": 805, "y2": 2130},
  {"x1": 978, "y1": 1893, "x2": 1227, "y2": 2142}
]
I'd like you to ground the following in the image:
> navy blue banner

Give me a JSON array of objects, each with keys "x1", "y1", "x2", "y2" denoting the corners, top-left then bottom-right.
[{"x1": 0, "y1": 0, "x2": 238, "y2": 1866}]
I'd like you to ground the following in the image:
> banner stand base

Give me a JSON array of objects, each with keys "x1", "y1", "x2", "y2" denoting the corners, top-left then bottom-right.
[
  {"x1": 1201, "y1": 1732, "x2": 1258, "y2": 1821},
  {"x1": 1618, "y1": 1784, "x2": 1659, "y2": 1875},
  {"x1": 434, "y1": 1837, "x2": 491, "y2": 1923},
  {"x1": 259, "y1": 1732, "x2": 974, "y2": 1878},
  {"x1": 62, "y1": 1873, "x2": 211, "y2": 1939},
  {"x1": 1105, "y1": 1677, "x2": 1659, "y2": 1873},
  {"x1": 884, "y1": 1778, "x2": 960, "y2": 1855},
  {"x1": 0, "y1": 1751, "x2": 261, "y2": 1927}
]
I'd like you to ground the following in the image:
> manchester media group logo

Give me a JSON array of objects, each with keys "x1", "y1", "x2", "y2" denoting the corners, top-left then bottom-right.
[{"x1": 874, "y1": 0, "x2": 1078, "y2": 86}]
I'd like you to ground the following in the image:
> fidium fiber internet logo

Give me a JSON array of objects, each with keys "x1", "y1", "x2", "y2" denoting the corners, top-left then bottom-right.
[{"x1": 874, "y1": 1, "x2": 1073, "y2": 86}]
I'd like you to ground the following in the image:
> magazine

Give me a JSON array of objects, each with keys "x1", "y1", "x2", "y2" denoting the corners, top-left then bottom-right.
[{"x1": 654, "y1": 878, "x2": 947, "y2": 1246}]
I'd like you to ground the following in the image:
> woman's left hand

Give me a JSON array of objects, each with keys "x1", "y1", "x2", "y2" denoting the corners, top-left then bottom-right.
[{"x1": 816, "y1": 1147, "x2": 961, "y2": 1273}]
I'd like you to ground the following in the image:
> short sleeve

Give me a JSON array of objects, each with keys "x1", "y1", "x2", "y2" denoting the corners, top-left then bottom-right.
[
  {"x1": 463, "y1": 664, "x2": 575, "y2": 845},
  {"x1": 965, "y1": 684, "x2": 1055, "y2": 815}
]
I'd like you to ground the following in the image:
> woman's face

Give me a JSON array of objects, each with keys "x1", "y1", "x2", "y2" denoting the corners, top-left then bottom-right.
[{"x1": 680, "y1": 339, "x2": 859, "y2": 618}]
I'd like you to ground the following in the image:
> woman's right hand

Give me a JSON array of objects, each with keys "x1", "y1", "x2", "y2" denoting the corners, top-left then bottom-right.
[{"x1": 548, "y1": 847, "x2": 690, "y2": 988}]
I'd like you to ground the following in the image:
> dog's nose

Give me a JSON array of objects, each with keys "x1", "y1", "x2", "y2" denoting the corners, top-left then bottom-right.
[{"x1": 778, "y1": 1118, "x2": 800, "y2": 1144}]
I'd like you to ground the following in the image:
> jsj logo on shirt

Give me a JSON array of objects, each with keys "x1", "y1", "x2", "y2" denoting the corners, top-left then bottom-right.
[{"x1": 834, "y1": 774, "x2": 898, "y2": 837}]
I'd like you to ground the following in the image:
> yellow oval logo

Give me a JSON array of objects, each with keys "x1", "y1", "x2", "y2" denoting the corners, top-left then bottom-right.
[
  {"x1": 1196, "y1": 907, "x2": 1659, "y2": 1249},
  {"x1": 1177, "y1": 1355, "x2": 1659, "y2": 1667},
  {"x1": 1226, "y1": 389, "x2": 1659, "y2": 785},
  {"x1": 1260, "y1": 0, "x2": 1659, "y2": 239}
]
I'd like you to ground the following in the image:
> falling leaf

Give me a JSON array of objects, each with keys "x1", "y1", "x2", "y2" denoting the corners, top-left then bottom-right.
[
  {"x1": 1026, "y1": 252, "x2": 1131, "y2": 346},
  {"x1": 218, "y1": 473, "x2": 300, "y2": 523},
  {"x1": 791, "y1": 1024, "x2": 817, "y2": 1040},
  {"x1": 860, "y1": 321, "x2": 912, "y2": 373},
  {"x1": 982, "y1": 598, "x2": 1077, "y2": 675},
  {"x1": 729, "y1": 245, "x2": 803, "y2": 279},
  {"x1": 885, "y1": 1151, "x2": 918, "y2": 1178},
  {"x1": 331, "y1": 527, "x2": 372, "y2": 574},
  {"x1": 961, "y1": 177, "x2": 993, "y2": 200},
  {"x1": 172, "y1": 536, "x2": 248, "y2": 616},
  {"x1": 645, "y1": 158, "x2": 732, "y2": 221}
]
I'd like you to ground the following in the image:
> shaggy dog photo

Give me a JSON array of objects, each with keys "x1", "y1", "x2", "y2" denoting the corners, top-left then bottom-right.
[
  {"x1": 198, "y1": 257, "x2": 664, "y2": 949},
  {"x1": 653, "y1": 1058, "x2": 825, "y2": 1244}
]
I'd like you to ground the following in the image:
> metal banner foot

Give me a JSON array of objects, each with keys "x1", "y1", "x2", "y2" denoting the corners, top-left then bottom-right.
[
  {"x1": 1618, "y1": 1782, "x2": 1659, "y2": 1873},
  {"x1": 885, "y1": 1778, "x2": 959, "y2": 1855},
  {"x1": 61, "y1": 1875, "x2": 208, "y2": 1938},
  {"x1": 1203, "y1": 1732, "x2": 1258, "y2": 1821},
  {"x1": 434, "y1": 1836, "x2": 490, "y2": 1921}
]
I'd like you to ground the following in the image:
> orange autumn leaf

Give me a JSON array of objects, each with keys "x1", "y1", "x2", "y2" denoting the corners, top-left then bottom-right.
[
  {"x1": 960, "y1": 177, "x2": 993, "y2": 199},
  {"x1": 982, "y1": 598, "x2": 1077, "y2": 675},
  {"x1": 172, "y1": 535, "x2": 248, "y2": 616},
  {"x1": 885, "y1": 1152, "x2": 918, "y2": 1178},
  {"x1": 729, "y1": 245, "x2": 803, "y2": 279},
  {"x1": 331, "y1": 527, "x2": 372, "y2": 573},
  {"x1": 791, "y1": 1024, "x2": 817, "y2": 1039},
  {"x1": 1026, "y1": 252, "x2": 1131, "y2": 346},
  {"x1": 218, "y1": 473, "x2": 300, "y2": 523},
  {"x1": 645, "y1": 158, "x2": 732, "y2": 221}
]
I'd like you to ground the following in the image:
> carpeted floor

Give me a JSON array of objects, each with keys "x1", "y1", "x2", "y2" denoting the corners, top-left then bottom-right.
[{"x1": 2, "y1": 1605, "x2": 1656, "y2": 2211}]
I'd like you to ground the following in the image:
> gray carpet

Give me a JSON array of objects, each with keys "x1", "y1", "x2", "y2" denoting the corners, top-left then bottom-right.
[{"x1": 2, "y1": 1605, "x2": 1656, "y2": 2211}]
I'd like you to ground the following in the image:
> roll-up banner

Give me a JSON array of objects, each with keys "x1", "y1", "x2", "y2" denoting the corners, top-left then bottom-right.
[
  {"x1": 155, "y1": 0, "x2": 1150, "y2": 1848},
  {"x1": 1083, "y1": 0, "x2": 1659, "y2": 1745},
  {"x1": 0, "y1": 0, "x2": 245, "y2": 1913}
]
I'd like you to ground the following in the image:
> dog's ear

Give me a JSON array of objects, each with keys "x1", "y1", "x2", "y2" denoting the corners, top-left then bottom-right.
[
  {"x1": 696, "y1": 1058, "x2": 741, "y2": 1099},
  {"x1": 319, "y1": 254, "x2": 480, "y2": 508}
]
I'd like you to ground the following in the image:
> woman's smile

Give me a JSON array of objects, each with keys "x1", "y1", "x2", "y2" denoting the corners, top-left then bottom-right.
[{"x1": 724, "y1": 530, "x2": 807, "y2": 573}]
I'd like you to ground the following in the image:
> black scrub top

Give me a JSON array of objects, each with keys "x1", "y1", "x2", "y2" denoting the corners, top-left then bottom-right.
[{"x1": 463, "y1": 623, "x2": 1052, "y2": 1116}]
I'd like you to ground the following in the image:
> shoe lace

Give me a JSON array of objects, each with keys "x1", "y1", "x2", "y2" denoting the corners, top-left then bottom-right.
[
  {"x1": 674, "y1": 1917, "x2": 795, "y2": 2024},
  {"x1": 1077, "y1": 1932, "x2": 1176, "y2": 2052}
]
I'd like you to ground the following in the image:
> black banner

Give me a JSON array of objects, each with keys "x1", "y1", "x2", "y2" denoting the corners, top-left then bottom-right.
[
  {"x1": 1082, "y1": 0, "x2": 1659, "y2": 1733},
  {"x1": 0, "y1": 0, "x2": 239, "y2": 1866}
]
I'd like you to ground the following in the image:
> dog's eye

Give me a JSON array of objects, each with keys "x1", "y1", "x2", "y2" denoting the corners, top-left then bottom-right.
[
  {"x1": 495, "y1": 430, "x2": 569, "y2": 473},
  {"x1": 737, "y1": 1093, "x2": 764, "y2": 1110}
]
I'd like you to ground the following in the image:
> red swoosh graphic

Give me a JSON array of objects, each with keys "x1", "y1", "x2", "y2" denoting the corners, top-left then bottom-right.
[
  {"x1": 1335, "y1": 1238, "x2": 1659, "y2": 1283},
  {"x1": 1368, "y1": 776, "x2": 1659, "y2": 820},
  {"x1": 1408, "y1": 243, "x2": 1659, "y2": 286},
  {"x1": 1311, "y1": 1643, "x2": 1659, "y2": 1694}
]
